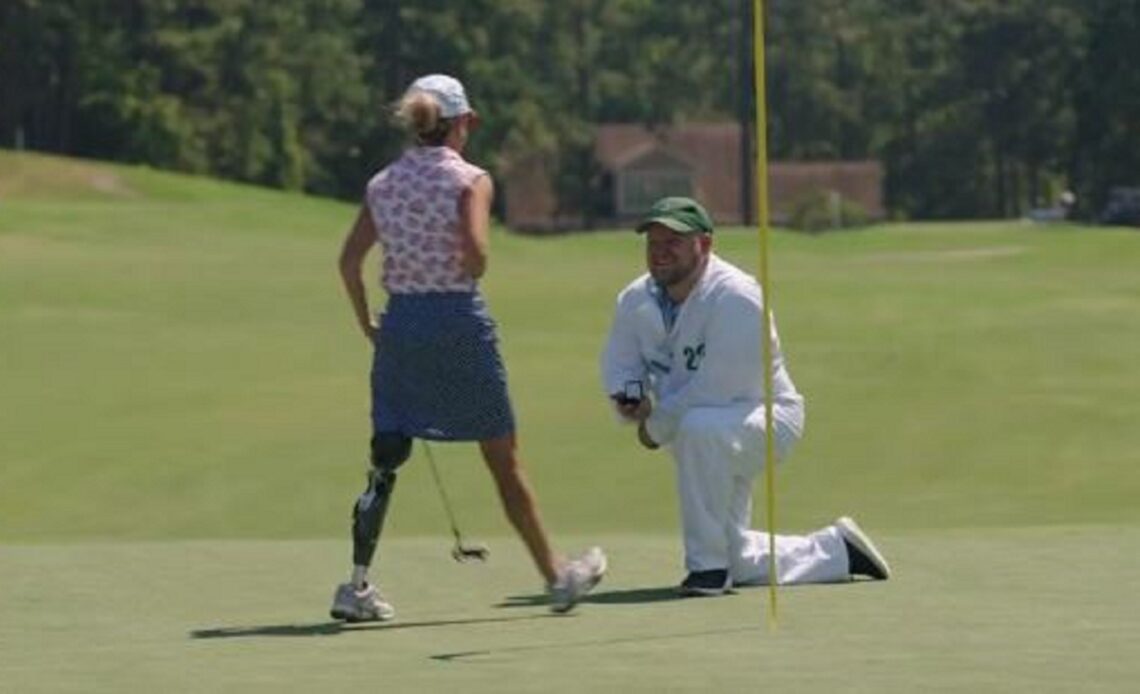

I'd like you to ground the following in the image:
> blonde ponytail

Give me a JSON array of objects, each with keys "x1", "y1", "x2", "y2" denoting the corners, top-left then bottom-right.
[{"x1": 396, "y1": 91, "x2": 451, "y2": 145}]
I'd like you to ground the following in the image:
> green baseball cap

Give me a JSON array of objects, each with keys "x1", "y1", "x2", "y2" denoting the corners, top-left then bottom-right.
[{"x1": 636, "y1": 196, "x2": 715, "y2": 235}]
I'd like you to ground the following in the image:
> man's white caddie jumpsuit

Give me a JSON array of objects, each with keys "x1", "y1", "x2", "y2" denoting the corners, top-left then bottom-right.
[{"x1": 602, "y1": 254, "x2": 850, "y2": 585}]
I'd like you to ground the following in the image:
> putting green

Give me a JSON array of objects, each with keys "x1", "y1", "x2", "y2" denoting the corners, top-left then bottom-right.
[{"x1": 2, "y1": 529, "x2": 1138, "y2": 692}]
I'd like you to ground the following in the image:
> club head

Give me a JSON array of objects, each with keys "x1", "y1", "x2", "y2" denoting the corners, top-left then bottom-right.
[{"x1": 452, "y1": 543, "x2": 489, "y2": 563}]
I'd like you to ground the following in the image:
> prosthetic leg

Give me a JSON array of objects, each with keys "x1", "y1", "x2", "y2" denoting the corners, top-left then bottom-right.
[
  {"x1": 351, "y1": 433, "x2": 412, "y2": 568},
  {"x1": 330, "y1": 433, "x2": 412, "y2": 622}
]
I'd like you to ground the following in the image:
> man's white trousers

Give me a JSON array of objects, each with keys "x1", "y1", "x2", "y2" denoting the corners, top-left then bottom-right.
[{"x1": 670, "y1": 402, "x2": 850, "y2": 585}]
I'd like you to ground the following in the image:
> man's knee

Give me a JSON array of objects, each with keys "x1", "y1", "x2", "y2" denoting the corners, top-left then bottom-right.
[{"x1": 371, "y1": 432, "x2": 412, "y2": 473}]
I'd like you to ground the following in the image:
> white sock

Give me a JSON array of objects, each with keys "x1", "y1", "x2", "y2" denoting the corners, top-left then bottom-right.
[{"x1": 351, "y1": 566, "x2": 368, "y2": 590}]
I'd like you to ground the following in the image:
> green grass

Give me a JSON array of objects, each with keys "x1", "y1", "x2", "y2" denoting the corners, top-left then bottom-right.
[
  {"x1": 2, "y1": 150, "x2": 1140, "y2": 691},
  {"x1": 2, "y1": 531, "x2": 1138, "y2": 693}
]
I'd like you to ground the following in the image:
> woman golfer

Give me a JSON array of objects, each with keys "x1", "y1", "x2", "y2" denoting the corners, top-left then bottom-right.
[{"x1": 330, "y1": 74, "x2": 605, "y2": 621}]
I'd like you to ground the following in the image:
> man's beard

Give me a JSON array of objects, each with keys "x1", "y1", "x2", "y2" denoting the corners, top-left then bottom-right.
[{"x1": 650, "y1": 256, "x2": 699, "y2": 288}]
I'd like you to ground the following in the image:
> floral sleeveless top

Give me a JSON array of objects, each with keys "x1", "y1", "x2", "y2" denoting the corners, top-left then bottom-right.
[{"x1": 365, "y1": 146, "x2": 487, "y2": 294}]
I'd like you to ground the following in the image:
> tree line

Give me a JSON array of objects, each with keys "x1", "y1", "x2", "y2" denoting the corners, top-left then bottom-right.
[{"x1": 2, "y1": 0, "x2": 1136, "y2": 220}]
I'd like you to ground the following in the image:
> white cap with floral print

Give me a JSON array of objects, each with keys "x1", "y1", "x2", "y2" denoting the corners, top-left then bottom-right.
[{"x1": 408, "y1": 74, "x2": 471, "y2": 118}]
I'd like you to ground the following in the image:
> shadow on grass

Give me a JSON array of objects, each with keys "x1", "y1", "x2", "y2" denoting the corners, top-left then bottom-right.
[
  {"x1": 497, "y1": 580, "x2": 860, "y2": 609},
  {"x1": 192, "y1": 583, "x2": 857, "y2": 641},
  {"x1": 498, "y1": 585, "x2": 682, "y2": 608},
  {"x1": 190, "y1": 614, "x2": 552, "y2": 640},
  {"x1": 431, "y1": 624, "x2": 762, "y2": 662}
]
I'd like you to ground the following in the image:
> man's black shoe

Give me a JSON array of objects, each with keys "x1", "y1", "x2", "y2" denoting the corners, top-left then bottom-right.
[{"x1": 678, "y1": 569, "x2": 731, "y2": 596}]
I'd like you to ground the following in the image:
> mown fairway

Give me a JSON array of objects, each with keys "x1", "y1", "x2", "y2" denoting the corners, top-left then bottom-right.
[{"x1": 2, "y1": 151, "x2": 1138, "y2": 692}]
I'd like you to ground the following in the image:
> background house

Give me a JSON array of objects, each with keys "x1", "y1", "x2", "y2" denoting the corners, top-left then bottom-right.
[{"x1": 503, "y1": 123, "x2": 884, "y2": 232}]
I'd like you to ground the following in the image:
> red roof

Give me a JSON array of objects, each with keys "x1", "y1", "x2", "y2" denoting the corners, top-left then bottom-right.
[{"x1": 502, "y1": 123, "x2": 883, "y2": 232}]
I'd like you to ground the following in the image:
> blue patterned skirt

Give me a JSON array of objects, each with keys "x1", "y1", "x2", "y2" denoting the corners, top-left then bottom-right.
[{"x1": 370, "y1": 292, "x2": 515, "y2": 441}]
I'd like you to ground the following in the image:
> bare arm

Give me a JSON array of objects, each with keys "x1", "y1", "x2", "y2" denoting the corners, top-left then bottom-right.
[
  {"x1": 457, "y1": 174, "x2": 493, "y2": 279},
  {"x1": 338, "y1": 205, "x2": 378, "y2": 340}
]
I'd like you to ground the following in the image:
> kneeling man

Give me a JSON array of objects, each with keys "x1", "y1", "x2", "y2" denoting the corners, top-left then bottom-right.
[{"x1": 601, "y1": 196, "x2": 891, "y2": 595}]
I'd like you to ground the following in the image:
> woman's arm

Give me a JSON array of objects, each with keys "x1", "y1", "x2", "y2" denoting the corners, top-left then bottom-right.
[
  {"x1": 457, "y1": 174, "x2": 493, "y2": 279},
  {"x1": 338, "y1": 205, "x2": 378, "y2": 340}
]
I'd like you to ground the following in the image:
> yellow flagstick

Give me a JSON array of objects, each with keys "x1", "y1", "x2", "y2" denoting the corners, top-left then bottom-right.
[{"x1": 752, "y1": 0, "x2": 779, "y2": 628}]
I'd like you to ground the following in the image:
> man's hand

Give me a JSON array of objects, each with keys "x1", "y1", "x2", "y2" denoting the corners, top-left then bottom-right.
[
  {"x1": 611, "y1": 395, "x2": 658, "y2": 450},
  {"x1": 612, "y1": 394, "x2": 651, "y2": 423}
]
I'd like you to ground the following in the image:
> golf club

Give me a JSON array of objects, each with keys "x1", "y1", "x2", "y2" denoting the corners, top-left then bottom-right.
[{"x1": 421, "y1": 440, "x2": 489, "y2": 562}]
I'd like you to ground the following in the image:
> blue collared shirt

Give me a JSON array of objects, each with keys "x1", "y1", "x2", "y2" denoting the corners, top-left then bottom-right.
[{"x1": 649, "y1": 281, "x2": 680, "y2": 332}]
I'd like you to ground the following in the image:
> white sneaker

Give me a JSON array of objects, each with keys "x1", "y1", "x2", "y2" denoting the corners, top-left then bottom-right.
[
  {"x1": 329, "y1": 582, "x2": 396, "y2": 622},
  {"x1": 549, "y1": 546, "x2": 607, "y2": 613},
  {"x1": 836, "y1": 516, "x2": 892, "y2": 580}
]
